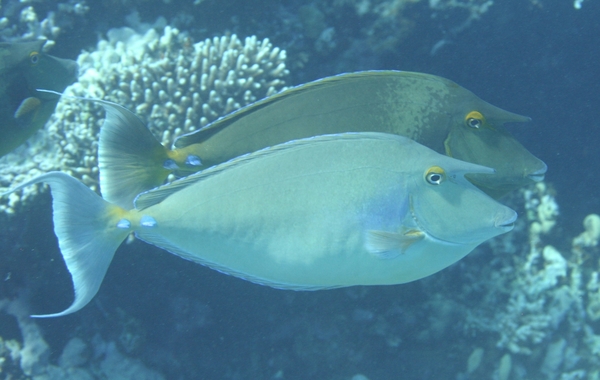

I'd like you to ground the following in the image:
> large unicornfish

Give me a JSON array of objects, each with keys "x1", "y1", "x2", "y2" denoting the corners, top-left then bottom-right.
[
  {"x1": 4, "y1": 132, "x2": 516, "y2": 317},
  {"x1": 97, "y1": 70, "x2": 546, "y2": 209},
  {"x1": 0, "y1": 40, "x2": 78, "y2": 157}
]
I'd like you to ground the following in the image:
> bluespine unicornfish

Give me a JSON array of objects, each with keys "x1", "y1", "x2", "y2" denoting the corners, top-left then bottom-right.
[
  {"x1": 95, "y1": 70, "x2": 546, "y2": 209},
  {"x1": 3, "y1": 132, "x2": 516, "y2": 317}
]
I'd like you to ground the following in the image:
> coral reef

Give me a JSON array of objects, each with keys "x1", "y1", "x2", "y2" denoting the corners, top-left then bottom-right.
[
  {"x1": 0, "y1": 297, "x2": 165, "y2": 379},
  {"x1": 0, "y1": 25, "x2": 288, "y2": 214},
  {"x1": 293, "y1": 0, "x2": 496, "y2": 61},
  {"x1": 453, "y1": 182, "x2": 600, "y2": 378},
  {"x1": 0, "y1": 0, "x2": 89, "y2": 48}
]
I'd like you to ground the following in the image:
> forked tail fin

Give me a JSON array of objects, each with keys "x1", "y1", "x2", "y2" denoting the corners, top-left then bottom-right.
[{"x1": 3, "y1": 172, "x2": 131, "y2": 317}]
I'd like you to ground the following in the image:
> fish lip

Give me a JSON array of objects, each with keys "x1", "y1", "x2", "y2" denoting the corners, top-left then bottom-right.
[
  {"x1": 528, "y1": 163, "x2": 548, "y2": 182},
  {"x1": 495, "y1": 212, "x2": 517, "y2": 231}
]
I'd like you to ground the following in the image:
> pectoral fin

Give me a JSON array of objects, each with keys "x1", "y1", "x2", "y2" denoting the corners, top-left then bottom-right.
[
  {"x1": 366, "y1": 229, "x2": 424, "y2": 259},
  {"x1": 13, "y1": 97, "x2": 41, "y2": 120}
]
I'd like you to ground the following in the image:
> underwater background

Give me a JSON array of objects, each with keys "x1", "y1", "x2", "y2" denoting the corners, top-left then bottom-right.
[{"x1": 0, "y1": 0, "x2": 599, "y2": 379}]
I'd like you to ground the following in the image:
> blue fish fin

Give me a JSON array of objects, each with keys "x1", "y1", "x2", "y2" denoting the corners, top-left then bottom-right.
[
  {"x1": 13, "y1": 97, "x2": 41, "y2": 120},
  {"x1": 365, "y1": 229, "x2": 424, "y2": 259},
  {"x1": 2, "y1": 172, "x2": 130, "y2": 317},
  {"x1": 98, "y1": 101, "x2": 171, "y2": 210}
]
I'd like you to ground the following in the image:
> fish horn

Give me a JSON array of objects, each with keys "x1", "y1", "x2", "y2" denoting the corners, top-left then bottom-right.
[{"x1": 3, "y1": 172, "x2": 131, "y2": 317}]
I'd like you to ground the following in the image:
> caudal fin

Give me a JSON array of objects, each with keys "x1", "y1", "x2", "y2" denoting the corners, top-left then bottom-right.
[
  {"x1": 3, "y1": 172, "x2": 131, "y2": 317},
  {"x1": 98, "y1": 102, "x2": 172, "y2": 209}
]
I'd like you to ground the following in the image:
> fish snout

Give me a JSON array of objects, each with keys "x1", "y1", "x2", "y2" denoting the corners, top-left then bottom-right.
[
  {"x1": 528, "y1": 162, "x2": 548, "y2": 182},
  {"x1": 494, "y1": 208, "x2": 518, "y2": 232}
]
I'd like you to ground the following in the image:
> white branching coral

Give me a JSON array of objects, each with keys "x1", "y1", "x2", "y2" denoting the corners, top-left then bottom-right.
[{"x1": 75, "y1": 26, "x2": 288, "y2": 147}]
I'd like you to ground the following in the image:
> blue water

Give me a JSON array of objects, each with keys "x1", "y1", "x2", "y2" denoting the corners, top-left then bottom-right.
[{"x1": 1, "y1": 0, "x2": 599, "y2": 379}]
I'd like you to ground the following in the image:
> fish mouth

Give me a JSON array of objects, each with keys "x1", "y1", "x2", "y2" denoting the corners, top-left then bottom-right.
[
  {"x1": 495, "y1": 212, "x2": 517, "y2": 232},
  {"x1": 528, "y1": 163, "x2": 547, "y2": 182}
]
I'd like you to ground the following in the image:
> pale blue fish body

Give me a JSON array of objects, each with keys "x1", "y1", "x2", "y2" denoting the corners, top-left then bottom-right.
[
  {"x1": 139, "y1": 143, "x2": 426, "y2": 287},
  {"x1": 3, "y1": 132, "x2": 516, "y2": 317},
  {"x1": 136, "y1": 133, "x2": 512, "y2": 288}
]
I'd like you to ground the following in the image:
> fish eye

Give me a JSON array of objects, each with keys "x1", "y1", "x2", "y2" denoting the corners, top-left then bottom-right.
[
  {"x1": 425, "y1": 166, "x2": 445, "y2": 185},
  {"x1": 465, "y1": 111, "x2": 484, "y2": 129},
  {"x1": 29, "y1": 51, "x2": 40, "y2": 65}
]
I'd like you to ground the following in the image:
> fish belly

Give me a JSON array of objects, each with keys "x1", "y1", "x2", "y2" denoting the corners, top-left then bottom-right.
[{"x1": 136, "y1": 171, "x2": 379, "y2": 289}]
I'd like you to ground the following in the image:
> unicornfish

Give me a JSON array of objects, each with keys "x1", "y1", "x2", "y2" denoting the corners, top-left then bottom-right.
[
  {"x1": 97, "y1": 70, "x2": 546, "y2": 209},
  {"x1": 4, "y1": 132, "x2": 516, "y2": 317},
  {"x1": 0, "y1": 40, "x2": 78, "y2": 157}
]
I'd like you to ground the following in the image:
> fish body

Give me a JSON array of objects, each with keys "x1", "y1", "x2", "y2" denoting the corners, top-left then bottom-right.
[
  {"x1": 0, "y1": 40, "x2": 78, "y2": 157},
  {"x1": 4, "y1": 132, "x2": 516, "y2": 317},
  {"x1": 98, "y1": 71, "x2": 546, "y2": 209},
  {"x1": 135, "y1": 133, "x2": 516, "y2": 288}
]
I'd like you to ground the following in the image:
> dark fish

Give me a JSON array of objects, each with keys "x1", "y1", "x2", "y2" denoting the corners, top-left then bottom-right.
[
  {"x1": 0, "y1": 40, "x2": 78, "y2": 157},
  {"x1": 97, "y1": 71, "x2": 546, "y2": 209}
]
